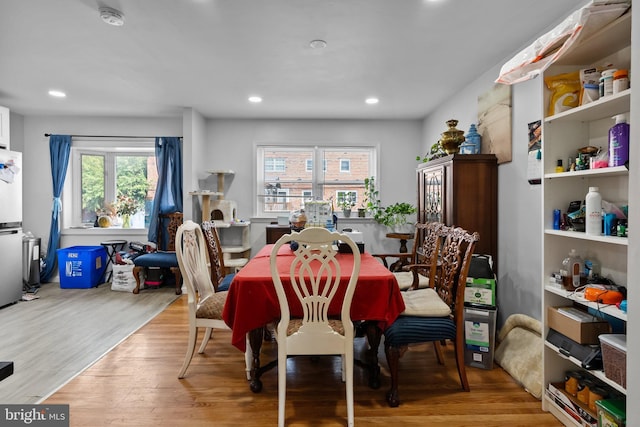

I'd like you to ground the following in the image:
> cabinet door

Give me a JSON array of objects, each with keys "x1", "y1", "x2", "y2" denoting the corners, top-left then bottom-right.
[{"x1": 418, "y1": 165, "x2": 444, "y2": 224}]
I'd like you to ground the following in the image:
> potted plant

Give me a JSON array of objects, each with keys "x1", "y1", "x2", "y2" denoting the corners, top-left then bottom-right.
[
  {"x1": 375, "y1": 202, "x2": 417, "y2": 233},
  {"x1": 337, "y1": 193, "x2": 356, "y2": 218},
  {"x1": 363, "y1": 176, "x2": 381, "y2": 217}
]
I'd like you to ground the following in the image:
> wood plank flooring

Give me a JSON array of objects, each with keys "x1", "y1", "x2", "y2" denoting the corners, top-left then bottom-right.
[{"x1": 44, "y1": 295, "x2": 562, "y2": 426}]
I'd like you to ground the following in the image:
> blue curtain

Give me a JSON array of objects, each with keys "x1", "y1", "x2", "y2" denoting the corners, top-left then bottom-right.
[
  {"x1": 147, "y1": 137, "x2": 183, "y2": 244},
  {"x1": 41, "y1": 135, "x2": 72, "y2": 282}
]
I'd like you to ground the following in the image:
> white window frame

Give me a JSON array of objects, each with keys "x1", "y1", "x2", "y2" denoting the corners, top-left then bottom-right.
[
  {"x1": 339, "y1": 158, "x2": 351, "y2": 173},
  {"x1": 64, "y1": 139, "x2": 155, "y2": 228},
  {"x1": 255, "y1": 145, "x2": 377, "y2": 217}
]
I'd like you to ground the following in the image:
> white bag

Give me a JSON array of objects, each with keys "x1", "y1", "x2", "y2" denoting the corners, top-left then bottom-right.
[{"x1": 111, "y1": 264, "x2": 136, "y2": 292}]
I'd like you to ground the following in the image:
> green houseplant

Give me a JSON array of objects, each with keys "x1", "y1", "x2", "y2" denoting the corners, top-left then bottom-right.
[{"x1": 374, "y1": 202, "x2": 417, "y2": 231}]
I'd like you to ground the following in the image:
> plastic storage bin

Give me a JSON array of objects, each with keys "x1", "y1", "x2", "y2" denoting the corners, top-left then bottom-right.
[
  {"x1": 595, "y1": 398, "x2": 625, "y2": 427},
  {"x1": 598, "y1": 334, "x2": 626, "y2": 388},
  {"x1": 464, "y1": 306, "x2": 497, "y2": 369},
  {"x1": 57, "y1": 246, "x2": 107, "y2": 289}
]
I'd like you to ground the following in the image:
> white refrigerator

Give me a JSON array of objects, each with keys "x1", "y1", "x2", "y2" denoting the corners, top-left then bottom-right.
[{"x1": 0, "y1": 149, "x2": 23, "y2": 307}]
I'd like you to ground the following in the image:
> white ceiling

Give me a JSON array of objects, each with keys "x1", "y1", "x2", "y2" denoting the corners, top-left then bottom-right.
[{"x1": 0, "y1": 0, "x2": 584, "y2": 120}]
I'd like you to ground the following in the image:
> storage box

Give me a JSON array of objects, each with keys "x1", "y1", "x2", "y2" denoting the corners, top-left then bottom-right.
[
  {"x1": 464, "y1": 306, "x2": 497, "y2": 370},
  {"x1": 57, "y1": 246, "x2": 107, "y2": 289},
  {"x1": 596, "y1": 399, "x2": 626, "y2": 427},
  {"x1": 547, "y1": 306, "x2": 611, "y2": 345},
  {"x1": 546, "y1": 382, "x2": 598, "y2": 427},
  {"x1": 599, "y1": 334, "x2": 626, "y2": 388},
  {"x1": 464, "y1": 277, "x2": 496, "y2": 307}
]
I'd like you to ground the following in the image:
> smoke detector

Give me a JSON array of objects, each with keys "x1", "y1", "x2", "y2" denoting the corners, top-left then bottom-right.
[{"x1": 99, "y1": 7, "x2": 125, "y2": 26}]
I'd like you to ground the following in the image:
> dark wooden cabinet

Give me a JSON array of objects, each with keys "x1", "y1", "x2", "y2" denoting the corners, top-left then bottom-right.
[
  {"x1": 417, "y1": 154, "x2": 498, "y2": 271},
  {"x1": 266, "y1": 224, "x2": 291, "y2": 244}
]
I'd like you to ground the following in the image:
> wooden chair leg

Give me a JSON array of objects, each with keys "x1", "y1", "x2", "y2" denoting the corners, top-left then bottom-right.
[
  {"x1": 171, "y1": 267, "x2": 182, "y2": 295},
  {"x1": 454, "y1": 335, "x2": 470, "y2": 391},
  {"x1": 132, "y1": 266, "x2": 144, "y2": 294},
  {"x1": 384, "y1": 343, "x2": 402, "y2": 407},
  {"x1": 432, "y1": 341, "x2": 445, "y2": 365}
]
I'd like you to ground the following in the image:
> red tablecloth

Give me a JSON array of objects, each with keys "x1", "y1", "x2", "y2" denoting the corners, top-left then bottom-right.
[{"x1": 223, "y1": 244, "x2": 405, "y2": 351}]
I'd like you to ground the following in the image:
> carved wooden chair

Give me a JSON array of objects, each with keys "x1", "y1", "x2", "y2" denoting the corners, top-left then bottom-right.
[
  {"x1": 271, "y1": 227, "x2": 361, "y2": 427},
  {"x1": 383, "y1": 225, "x2": 480, "y2": 407},
  {"x1": 373, "y1": 221, "x2": 446, "y2": 290},
  {"x1": 200, "y1": 221, "x2": 235, "y2": 292},
  {"x1": 175, "y1": 220, "x2": 230, "y2": 378},
  {"x1": 132, "y1": 212, "x2": 183, "y2": 294}
]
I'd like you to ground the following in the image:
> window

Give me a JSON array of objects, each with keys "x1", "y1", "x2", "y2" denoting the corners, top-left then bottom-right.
[
  {"x1": 68, "y1": 140, "x2": 157, "y2": 228},
  {"x1": 256, "y1": 146, "x2": 376, "y2": 216}
]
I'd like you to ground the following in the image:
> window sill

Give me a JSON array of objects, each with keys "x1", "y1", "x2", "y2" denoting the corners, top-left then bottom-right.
[{"x1": 62, "y1": 227, "x2": 148, "y2": 237}]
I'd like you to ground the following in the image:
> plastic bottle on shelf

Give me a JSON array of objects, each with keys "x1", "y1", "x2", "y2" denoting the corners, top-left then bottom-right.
[
  {"x1": 608, "y1": 114, "x2": 630, "y2": 167},
  {"x1": 561, "y1": 249, "x2": 584, "y2": 290},
  {"x1": 585, "y1": 187, "x2": 602, "y2": 235}
]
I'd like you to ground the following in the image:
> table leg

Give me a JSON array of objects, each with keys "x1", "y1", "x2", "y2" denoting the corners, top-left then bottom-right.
[
  {"x1": 248, "y1": 327, "x2": 264, "y2": 393},
  {"x1": 354, "y1": 321, "x2": 382, "y2": 389}
]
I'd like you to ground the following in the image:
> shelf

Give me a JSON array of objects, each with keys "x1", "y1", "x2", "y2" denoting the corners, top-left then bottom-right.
[
  {"x1": 545, "y1": 285, "x2": 627, "y2": 322},
  {"x1": 544, "y1": 229, "x2": 629, "y2": 246},
  {"x1": 213, "y1": 220, "x2": 250, "y2": 228},
  {"x1": 543, "y1": 395, "x2": 582, "y2": 427},
  {"x1": 544, "y1": 341, "x2": 626, "y2": 394},
  {"x1": 544, "y1": 166, "x2": 628, "y2": 179},
  {"x1": 544, "y1": 89, "x2": 630, "y2": 123},
  {"x1": 554, "y1": 12, "x2": 631, "y2": 67}
]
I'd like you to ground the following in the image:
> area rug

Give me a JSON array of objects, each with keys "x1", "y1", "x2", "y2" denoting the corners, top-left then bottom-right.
[{"x1": 0, "y1": 283, "x2": 181, "y2": 404}]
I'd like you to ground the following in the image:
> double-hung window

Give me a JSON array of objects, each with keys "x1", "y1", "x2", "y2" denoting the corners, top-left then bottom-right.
[
  {"x1": 256, "y1": 145, "x2": 376, "y2": 216},
  {"x1": 68, "y1": 139, "x2": 157, "y2": 229}
]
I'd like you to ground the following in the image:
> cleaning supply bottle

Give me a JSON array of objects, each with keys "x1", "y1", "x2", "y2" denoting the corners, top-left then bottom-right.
[
  {"x1": 585, "y1": 187, "x2": 602, "y2": 235},
  {"x1": 561, "y1": 249, "x2": 584, "y2": 290},
  {"x1": 608, "y1": 114, "x2": 630, "y2": 167}
]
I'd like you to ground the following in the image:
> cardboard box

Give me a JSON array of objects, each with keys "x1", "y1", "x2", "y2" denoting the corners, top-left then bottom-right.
[
  {"x1": 547, "y1": 306, "x2": 611, "y2": 345},
  {"x1": 464, "y1": 277, "x2": 496, "y2": 307}
]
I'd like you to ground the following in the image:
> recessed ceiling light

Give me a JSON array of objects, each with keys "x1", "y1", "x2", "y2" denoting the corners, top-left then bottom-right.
[
  {"x1": 248, "y1": 96, "x2": 262, "y2": 103},
  {"x1": 99, "y1": 7, "x2": 125, "y2": 26},
  {"x1": 48, "y1": 90, "x2": 66, "y2": 98},
  {"x1": 309, "y1": 40, "x2": 327, "y2": 49},
  {"x1": 365, "y1": 97, "x2": 379, "y2": 105}
]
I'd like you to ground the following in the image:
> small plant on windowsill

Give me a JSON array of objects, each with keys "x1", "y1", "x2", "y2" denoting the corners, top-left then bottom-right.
[
  {"x1": 364, "y1": 176, "x2": 381, "y2": 217},
  {"x1": 337, "y1": 193, "x2": 356, "y2": 217}
]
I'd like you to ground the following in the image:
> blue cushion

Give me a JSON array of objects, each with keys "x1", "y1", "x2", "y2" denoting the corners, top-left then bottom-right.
[
  {"x1": 384, "y1": 316, "x2": 456, "y2": 346},
  {"x1": 133, "y1": 252, "x2": 178, "y2": 268},
  {"x1": 218, "y1": 273, "x2": 235, "y2": 292}
]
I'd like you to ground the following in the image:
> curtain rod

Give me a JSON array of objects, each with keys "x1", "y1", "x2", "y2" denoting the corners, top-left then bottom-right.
[{"x1": 44, "y1": 134, "x2": 182, "y2": 139}]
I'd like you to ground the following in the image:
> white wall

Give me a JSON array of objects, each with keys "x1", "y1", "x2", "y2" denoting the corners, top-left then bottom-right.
[
  {"x1": 202, "y1": 118, "x2": 424, "y2": 254},
  {"x1": 421, "y1": 61, "x2": 545, "y2": 326}
]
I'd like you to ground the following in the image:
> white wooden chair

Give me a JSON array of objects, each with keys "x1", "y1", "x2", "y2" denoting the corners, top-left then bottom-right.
[
  {"x1": 270, "y1": 227, "x2": 361, "y2": 427},
  {"x1": 176, "y1": 220, "x2": 230, "y2": 379}
]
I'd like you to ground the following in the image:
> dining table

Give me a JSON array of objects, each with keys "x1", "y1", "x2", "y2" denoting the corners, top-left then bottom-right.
[{"x1": 222, "y1": 243, "x2": 406, "y2": 392}]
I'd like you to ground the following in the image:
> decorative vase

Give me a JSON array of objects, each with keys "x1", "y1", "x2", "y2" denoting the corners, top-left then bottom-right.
[
  {"x1": 439, "y1": 119, "x2": 465, "y2": 154},
  {"x1": 122, "y1": 214, "x2": 131, "y2": 229},
  {"x1": 358, "y1": 208, "x2": 366, "y2": 218},
  {"x1": 462, "y1": 123, "x2": 482, "y2": 154},
  {"x1": 97, "y1": 215, "x2": 112, "y2": 228},
  {"x1": 343, "y1": 209, "x2": 352, "y2": 218}
]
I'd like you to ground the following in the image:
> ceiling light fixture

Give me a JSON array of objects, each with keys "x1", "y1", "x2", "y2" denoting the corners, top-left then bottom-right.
[
  {"x1": 48, "y1": 90, "x2": 66, "y2": 98},
  {"x1": 99, "y1": 7, "x2": 125, "y2": 26},
  {"x1": 248, "y1": 96, "x2": 263, "y2": 103},
  {"x1": 365, "y1": 97, "x2": 379, "y2": 105},
  {"x1": 309, "y1": 39, "x2": 327, "y2": 49}
]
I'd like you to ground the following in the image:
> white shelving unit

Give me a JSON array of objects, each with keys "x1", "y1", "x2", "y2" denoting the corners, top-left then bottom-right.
[
  {"x1": 189, "y1": 170, "x2": 250, "y2": 271},
  {"x1": 541, "y1": 11, "x2": 631, "y2": 426}
]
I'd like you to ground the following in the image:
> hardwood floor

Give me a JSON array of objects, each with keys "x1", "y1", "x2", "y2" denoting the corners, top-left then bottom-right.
[{"x1": 44, "y1": 295, "x2": 562, "y2": 426}]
